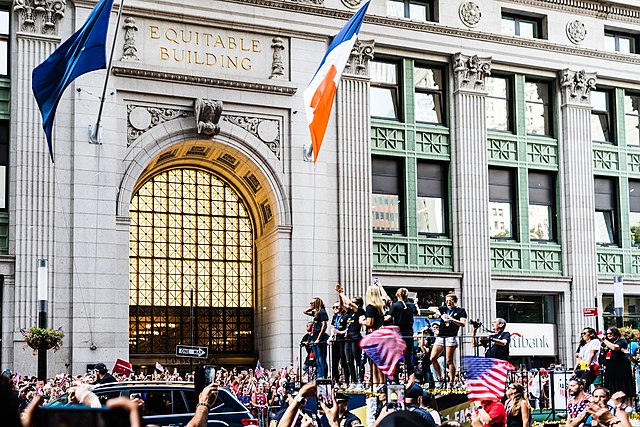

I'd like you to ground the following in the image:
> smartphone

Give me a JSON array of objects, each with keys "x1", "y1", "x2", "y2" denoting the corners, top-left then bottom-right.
[
  {"x1": 386, "y1": 384, "x2": 405, "y2": 410},
  {"x1": 34, "y1": 406, "x2": 130, "y2": 427},
  {"x1": 316, "y1": 379, "x2": 333, "y2": 408},
  {"x1": 204, "y1": 365, "x2": 216, "y2": 384}
]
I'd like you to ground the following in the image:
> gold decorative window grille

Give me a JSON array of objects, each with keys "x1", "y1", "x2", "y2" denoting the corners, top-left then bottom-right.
[{"x1": 129, "y1": 168, "x2": 254, "y2": 355}]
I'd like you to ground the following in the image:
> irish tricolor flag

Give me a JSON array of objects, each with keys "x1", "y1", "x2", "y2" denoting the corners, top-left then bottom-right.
[{"x1": 303, "y1": 1, "x2": 370, "y2": 163}]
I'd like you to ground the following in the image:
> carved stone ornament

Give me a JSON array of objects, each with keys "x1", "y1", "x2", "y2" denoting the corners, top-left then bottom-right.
[
  {"x1": 452, "y1": 53, "x2": 491, "y2": 92},
  {"x1": 341, "y1": 0, "x2": 363, "y2": 8},
  {"x1": 270, "y1": 37, "x2": 285, "y2": 79},
  {"x1": 195, "y1": 99, "x2": 223, "y2": 136},
  {"x1": 223, "y1": 115, "x2": 281, "y2": 160},
  {"x1": 121, "y1": 16, "x2": 139, "y2": 61},
  {"x1": 559, "y1": 69, "x2": 597, "y2": 106},
  {"x1": 566, "y1": 20, "x2": 586, "y2": 45},
  {"x1": 14, "y1": 0, "x2": 66, "y2": 35},
  {"x1": 127, "y1": 105, "x2": 190, "y2": 146},
  {"x1": 459, "y1": 2, "x2": 481, "y2": 28},
  {"x1": 344, "y1": 39, "x2": 375, "y2": 77}
]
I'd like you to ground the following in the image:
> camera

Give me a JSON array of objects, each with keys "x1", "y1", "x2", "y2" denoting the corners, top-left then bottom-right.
[{"x1": 470, "y1": 319, "x2": 483, "y2": 329}]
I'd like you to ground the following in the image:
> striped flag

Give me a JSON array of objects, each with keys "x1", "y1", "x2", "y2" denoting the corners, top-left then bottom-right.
[
  {"x1": 255, "y1": 360, "x2": 264, "y2": 378},
  {"x1": 359, "y1": 326, "x2": 406, "y2": 376},
  {"x1": 303, "y1": 0, "x2": 370, "y2": 163},
  {"x1": 461, "y1": 356, "x2": 513, "y2": 401}
]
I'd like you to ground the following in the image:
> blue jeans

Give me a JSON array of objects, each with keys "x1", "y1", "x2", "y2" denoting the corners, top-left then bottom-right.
[{"x1": 312, "y1": 342, "x2": 328, "y2": 378}]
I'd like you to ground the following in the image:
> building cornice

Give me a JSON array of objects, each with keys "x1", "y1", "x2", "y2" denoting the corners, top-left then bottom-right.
[
  {"x1": 111, "y1": 65, "x2": 298, "y2": 95},
  {"x1": 501, "y1": 0, "x2": 640, "y2": 25}
]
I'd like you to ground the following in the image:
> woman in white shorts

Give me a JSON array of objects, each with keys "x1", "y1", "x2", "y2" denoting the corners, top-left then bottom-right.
[{"x1": 427, "y1": 292, "x2": 467, "y2": 386}]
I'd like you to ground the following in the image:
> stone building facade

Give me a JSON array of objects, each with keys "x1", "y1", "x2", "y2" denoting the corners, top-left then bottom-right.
[{"x1": 2, "y1": 0, "x2": 640, "y2": 374}]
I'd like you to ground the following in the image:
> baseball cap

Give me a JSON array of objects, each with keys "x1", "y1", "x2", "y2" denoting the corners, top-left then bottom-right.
[
  {"x1": 94, "y1": 363, "x2": 108, "y2": 374},
  {"x1": 405, "y1": 384, "x2": 425, "y2": 399}
]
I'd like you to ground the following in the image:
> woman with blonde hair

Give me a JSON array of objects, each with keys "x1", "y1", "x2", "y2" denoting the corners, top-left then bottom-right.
[
  {"x1": 304, "y1": 296, "x2": 329, "y2": 378},
  {"x1": 360, "y1": 285, "x2": 386, "y2": 386},
  {"x1": 506, "y1": 383, "x2": 532, "y2": 427}
]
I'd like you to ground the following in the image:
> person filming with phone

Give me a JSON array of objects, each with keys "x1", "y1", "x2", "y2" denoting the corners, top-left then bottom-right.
[{"x1": 472, "y1": 318, "x2": 510, "y2": 361}]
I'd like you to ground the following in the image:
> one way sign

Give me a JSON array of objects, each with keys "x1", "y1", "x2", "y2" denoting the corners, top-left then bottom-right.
[{"x1": 176, "y1": 345, "x2": 208, "y2": 359}]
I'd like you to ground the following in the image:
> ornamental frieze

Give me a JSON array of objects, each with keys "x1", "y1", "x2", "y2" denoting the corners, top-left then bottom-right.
[
  {"x1": 14, "y1": 0, "x2": 66, "y2": 35},
  {"x1": 127, "y1": 105, "x2": 190, "y2": 146},
  {"x1": 223, "y1": 115, "x2": 281, "y2": 160}
]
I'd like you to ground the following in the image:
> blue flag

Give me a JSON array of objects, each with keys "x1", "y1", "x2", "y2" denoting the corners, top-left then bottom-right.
[{"x1": 32, "y1": 0, "x2": 115, "y2": 162}]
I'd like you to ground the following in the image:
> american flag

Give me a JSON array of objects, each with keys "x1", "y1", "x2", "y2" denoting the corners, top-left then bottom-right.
[
  {"x1": 462, "y1": 356, "x2": 513, "y2": 401},
  {"x1": 359, "y1": 326, "x2": 406, "y2": 376},
  {"x1": 255, "y1": 360, "x2": 264, "y2": 378}
]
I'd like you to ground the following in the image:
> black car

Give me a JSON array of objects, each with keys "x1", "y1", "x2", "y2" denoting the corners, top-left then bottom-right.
[{"x1": 48, "y1": 381, "x2": 257, "y2": 427}]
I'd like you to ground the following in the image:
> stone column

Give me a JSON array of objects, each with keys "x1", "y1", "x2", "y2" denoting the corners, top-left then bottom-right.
[
  {"x1": 336, "y1": 40, "x2": 374, "y2": 298},
  {"x1": 558, "y1": 69, "x2": 598, "y2": 359},
  {"x1": 451, "y1": 53, "x2": 492, "y2": 323}
]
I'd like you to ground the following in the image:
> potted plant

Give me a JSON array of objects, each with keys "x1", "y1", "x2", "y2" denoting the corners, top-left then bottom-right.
[{"x1": 20, "y1": 326, "x2": 64, "y2": 354}]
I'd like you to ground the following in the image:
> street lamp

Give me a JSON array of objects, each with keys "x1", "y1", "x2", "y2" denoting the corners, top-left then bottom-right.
[
  {"x1": 37, "y1": 259, "x2": 48, "y2": 381},
  {"x1": 613, "y1": 276, "x2": 624, "y2": 328}
]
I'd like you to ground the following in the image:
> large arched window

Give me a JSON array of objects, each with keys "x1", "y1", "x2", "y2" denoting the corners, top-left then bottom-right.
[{"x1": 129, "y1": 168, "x2": 254, "y2": 358}]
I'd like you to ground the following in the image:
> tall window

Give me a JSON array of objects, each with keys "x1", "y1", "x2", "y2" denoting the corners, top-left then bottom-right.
[
  {"x1": 501, "y1": 13, "x2": 543, "y2": 38},
  {"x1": 387, "y1": 0, "x2": 434, "y2": 21},
  {"x1": 625, "y1": 93, "x2": 640, "y2": 146},
  {"x1": 591, "y1": 90, "x2": 613, "y2": 143},
  {"x1": 489, "y1": 168, "x2": 515, "y2": 239},
  {"x1": 129, "y1": 168, "x2": 254, "y2": 356},
  {"x1": 370, "y1": 61, "x2": 400, "y2": 120},
  {"x1": 0, "y1": 121, "x2": 7, "y2": 210},
  {"x1": 528, "y1": 171, "x2": 555, "y2": 241},
  {"x1": 630, "y1": 180, "x2": 640, "y2": 247},
  {"x1": 372, "y1": 156, "x2": 403, "y2": 233},
  {"x1": 605, "y1": 31, "x2": 638, "y2": 54},
  {"x1": 594, "y1": 177, "x2": 617, "y2": 245},
  {"x1": 0, "y1": 9, "x2": 7, "y2": 75},
  {"x1": 486, "y1": 76, "x2": 511, "y2": 132},
  {"x1": 414, "y1": 66, "x2": 444, "y2": 124},
  {"x1": 416, "y1": 161, "x2": 447, "y2": 235},
  {"x1": 525, "y1": 80, "x2": 551, "y2": 136}
]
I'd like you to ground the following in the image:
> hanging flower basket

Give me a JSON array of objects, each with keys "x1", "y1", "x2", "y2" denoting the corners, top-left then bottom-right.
[{"x1": 20, "y1": 326, "x2": 64, "y2": 353}]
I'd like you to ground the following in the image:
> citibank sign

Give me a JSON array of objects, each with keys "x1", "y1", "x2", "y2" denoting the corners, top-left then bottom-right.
[{"x1": 508, "y1": 323, "x2": 556, "y2": 356}]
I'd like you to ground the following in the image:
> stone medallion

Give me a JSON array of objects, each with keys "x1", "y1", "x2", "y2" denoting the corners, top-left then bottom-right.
[
  {"x1": 257, "y1": 120, "x2": 279, "y2": 143},
  {"x1": 566, "y1": 20, "x2": 586, "y2": 45},
  {"x1": 128, "y1": 107, "x2": 152, "y2": 130},
  {"x1": 459, "y1": 2, "x2": 481, "y2": 28}
]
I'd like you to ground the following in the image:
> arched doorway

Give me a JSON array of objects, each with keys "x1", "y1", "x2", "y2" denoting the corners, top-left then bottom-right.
[{"x1": 128, "y1": 167, "x2": 255, "y2": 368}]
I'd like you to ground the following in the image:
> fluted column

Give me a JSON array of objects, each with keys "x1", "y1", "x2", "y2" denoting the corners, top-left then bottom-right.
[
  {"x1": 451, "y1": 53, "x2": 492, "y2": 323},
  {"x1": 11, "y1": 1, "x2": 63, "y2": 363},
  {"x1": 558, "y1": 69, "x2": 598, "y2": 353},
  {"x1": 337, "y1": 40, "x2": 374, "y2": 297}
]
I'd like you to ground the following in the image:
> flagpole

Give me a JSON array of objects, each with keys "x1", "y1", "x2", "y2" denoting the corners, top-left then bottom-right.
[{"x1": 89, "y1": 0, "x2": 125, "y2": 144}]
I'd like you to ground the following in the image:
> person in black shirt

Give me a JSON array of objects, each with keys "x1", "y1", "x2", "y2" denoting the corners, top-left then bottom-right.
[
  {"x1": 304, "y1": 297, "x2": 329, "y2": 379},
  {"x1": 473, "y1": 318, "x2": 510, "y2": 361},
  {"x1": 361, "y1": 285, "x2": 386, "y2": 386},
  {"x1": 330, "y1": 302, "x2": 348, "y2": 382},
  {"x1": 336, "y1": 283, "x2": 365, "y2": 386},
  {"x1": 427, "y1": 292, "x2": 467, "y2": 386},
  {"x1": 92, "y1": 362, "x2": 117, "y2": 384},
  {"x1": 386, "y1": 288, "x2": 418, "y2": 377}
]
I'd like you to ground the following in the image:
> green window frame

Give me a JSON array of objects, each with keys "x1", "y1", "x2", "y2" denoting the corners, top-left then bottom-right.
[
  {"x1": 501, "y1": 13, "x2": 543, "y2": 39},
  {"x1": 595, "y1": 176, "x2": 618, "y2": 246},
  {"x1": 372, "y1": 155, "x2": 404, "y2": 234}
]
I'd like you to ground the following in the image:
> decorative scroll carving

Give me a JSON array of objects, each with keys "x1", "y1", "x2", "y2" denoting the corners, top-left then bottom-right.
[
  {"x1": 223, "y1": 115, "x2": 281, "y2": 159},
  {"x1": 14, "y1": 0, "x2": 66, "y2": 35},
  {"x1": 452, "y1": 53, "x2": 491, "y2": 92},
  {"x1": 126, "y1": 105, "x2": 190, "y2": 146},
  {"x1": 341, "y1": 0, "x2": 362, "y2": 7},
  {"x1": 121, "y1": 16, "x2": 139, "y2": 61},
  {"x1": 459, "y1": 2, "x2": 481, "y2": 28},
  {"x1": 270, "y1": 37, "x2": 285, "y2": 79},
  {"x1": 344, "y1": 39, "x2": 375, "y2": 77},
  {"x1": 559, "y1": 69, "x2": 597, "y2": 106},
  {"x1": 566, "y1": 20, "x2": 586, "y2": 45},
  {"x1": 194, "y1": 99, "x2": 223, "y2": 136}
]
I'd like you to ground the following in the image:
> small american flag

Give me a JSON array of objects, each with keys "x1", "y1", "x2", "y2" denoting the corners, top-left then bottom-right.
[
  {"x1": 462, "y1": 356, "x2": 513, "y2": 401},
  {"x1": 255, "y1": 360, "x2": 264, "y2": 378},
  {"x1": 359, "y1": 326, "x2": 406, "y2": 376}
]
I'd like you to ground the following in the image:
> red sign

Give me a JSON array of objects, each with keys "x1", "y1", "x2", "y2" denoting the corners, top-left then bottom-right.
[
  {"x1": 583, "y1": 307, "x2": 598, "y2": 317},
  {"x1": 113, "y1": 358, "x2": 133, "y2": 375}
]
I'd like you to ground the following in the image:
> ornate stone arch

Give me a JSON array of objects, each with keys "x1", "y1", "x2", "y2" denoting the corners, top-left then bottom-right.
[{"x1": 117, "y1": 116, "x2": 291, "y2": 237}]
